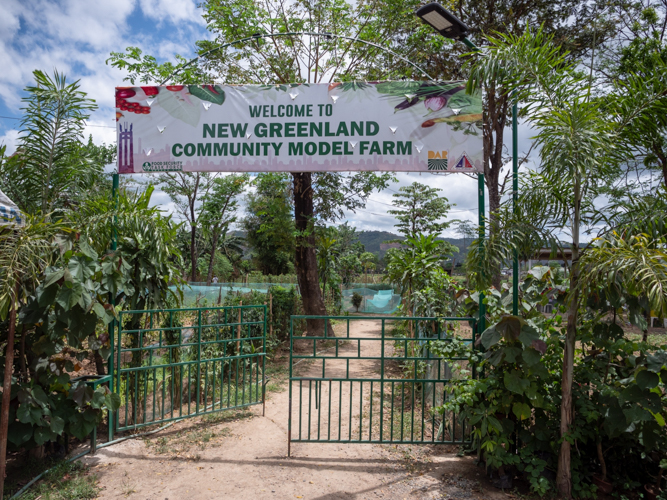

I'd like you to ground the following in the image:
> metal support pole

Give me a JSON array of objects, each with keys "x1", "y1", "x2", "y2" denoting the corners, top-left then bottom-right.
[
  {"x1": 512, "y1": 99, "x2": 519, "y2": 316},
  {"x1": 478, "y1": 173, "x2": 486, "y2": 333},
  {"x1": 108, "y1": 172, "x2": 119, "y2": 443}
]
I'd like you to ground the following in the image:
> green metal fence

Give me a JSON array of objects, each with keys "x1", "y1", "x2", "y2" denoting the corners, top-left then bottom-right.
[
  {"x1": 111, "y1": 305, "x2": 266, "y2": 437},
  {"x1": 287, "y1": 315, "x2": 477, "y2": 455}
]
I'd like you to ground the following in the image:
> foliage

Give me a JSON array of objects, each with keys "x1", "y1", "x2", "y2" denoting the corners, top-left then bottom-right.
[
  {"x1": 385, "y1": 234, "x2": 455, "y2": 317},
  {"x1": 388, "y1": 181, "x2": 453, "y2": 238},
  {"x1": 158, "y1": 172, "x2": 216, "y2": 280},
  {"x1": 199, "y1": 174, "x2": 249, "y2": 284},
  {"x1": 433, "y1": 268, "x2": 667, "y2": 497},
  {"x1": 0, "y1": 70, "x2": 99, "y2": 219},
  {"x1": 351, "y1": 292, "x2": 363, "y2": 312},
  {"x1": 243, "y1": 173, "x2": 295, "y2": 275}
]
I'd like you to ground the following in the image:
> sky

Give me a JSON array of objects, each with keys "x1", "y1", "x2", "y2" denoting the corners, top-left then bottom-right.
[{"x1": 0, "y1": 0, "x2": 535, "y2": 239}]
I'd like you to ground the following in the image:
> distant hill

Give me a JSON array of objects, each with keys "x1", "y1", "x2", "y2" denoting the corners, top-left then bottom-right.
[{"x1": 356, "y1": 230, "x2": 472, "y2": 263}]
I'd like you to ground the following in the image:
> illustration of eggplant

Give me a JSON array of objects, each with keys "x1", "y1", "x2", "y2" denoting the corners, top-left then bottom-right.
[{"x1": 394, "y1": 96, "x2": 420, "y2": 111}]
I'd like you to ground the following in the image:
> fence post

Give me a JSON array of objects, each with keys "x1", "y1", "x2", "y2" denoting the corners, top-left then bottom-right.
[
  {"x1": 269, "y1": 293, "x2": 273, "y2": 338},
  {"x1": 237, "y1": 301, "x2": 242, "y2": 354}
]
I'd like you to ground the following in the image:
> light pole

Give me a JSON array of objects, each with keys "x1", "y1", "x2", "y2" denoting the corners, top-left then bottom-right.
[{"x1": 416, "y1": 2, "x2": 520, "y2": 317}]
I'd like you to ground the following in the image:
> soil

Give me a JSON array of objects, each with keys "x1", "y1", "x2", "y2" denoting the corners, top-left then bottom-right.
[{"x1": 77, "y1": 320, "x2": 511, "y2": 500}]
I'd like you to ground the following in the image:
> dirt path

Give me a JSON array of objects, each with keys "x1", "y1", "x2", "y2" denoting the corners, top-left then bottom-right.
[{"x1": 81, "y1": 320, "x2": 509, "y2": 500}]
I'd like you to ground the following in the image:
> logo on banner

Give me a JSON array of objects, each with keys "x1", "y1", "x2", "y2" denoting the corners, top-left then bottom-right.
[
  {"x1": 141, "y1": 161, "x2": 183, "y2": 172},
  {"x1": 427, "y1": 150, "x2": 448, "y2": 171},
  {"x1": 453, "y1": 153, "x2": 474, "y2": 170}
]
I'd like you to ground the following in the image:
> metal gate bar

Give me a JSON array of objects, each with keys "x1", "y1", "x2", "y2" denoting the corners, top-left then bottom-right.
[
  {"x1": 287, "y1": 315, "x2": 477, "y2": 455},
  {"x1": 111, "y1": 305, "x2": 266, "y2": 436}
]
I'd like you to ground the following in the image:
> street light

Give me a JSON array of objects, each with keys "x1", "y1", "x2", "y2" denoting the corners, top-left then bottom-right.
[
  {"x1": 415, "y1": 2, "x2": 520, "y2": 317},
  {"x1": 415, "y1": 3, "x2": 470, "y2": 43}
]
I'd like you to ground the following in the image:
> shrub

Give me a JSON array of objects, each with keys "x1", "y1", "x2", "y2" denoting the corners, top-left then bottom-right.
[{"x1": 351, "y1": 292, "x2": 363, "y2": 312}]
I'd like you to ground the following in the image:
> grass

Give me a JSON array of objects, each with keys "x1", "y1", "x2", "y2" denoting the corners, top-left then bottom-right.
[
  {"x1": 13, "y1": 461, "x2": 100, "y2": 500},
  {"x1": 143, "y1": 408, "x2": 252, "y2": 458}
]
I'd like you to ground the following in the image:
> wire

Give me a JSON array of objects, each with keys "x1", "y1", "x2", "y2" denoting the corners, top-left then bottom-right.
[{"x1": 0, "y1": 115, "x2": 115, "y2": 129}]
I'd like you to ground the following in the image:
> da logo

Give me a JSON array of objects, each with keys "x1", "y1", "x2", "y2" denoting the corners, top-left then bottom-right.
[
  {"x1": 142, "y1": 162, "x2": 151, "y2": 170},
  {"x1": 427, "y1": 150, "x2": 448, "y2": 171},
  {"x1": 453, "y1": 153, "x2": 474, "y2": 169}
]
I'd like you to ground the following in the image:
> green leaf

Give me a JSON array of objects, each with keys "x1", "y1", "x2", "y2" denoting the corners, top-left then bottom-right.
[
  {"x1": 518, "y1": 325, "x2": 540, "y2": 348},
  {"x1": 637, "y1": 369, "x2": 660, "y2": 390},
  {"x1": 8, "y1": 422, "x2": 33, "y2": 446},
  {"x1": 480, "y1": 326, "x2": 500, "y2": 349},
  {"x1": 105, "y1": 393, "x2": 121, "y2": 411},
  {"x1": 504, "y1": 371, "x2": 530, "y2": 395},
  {"x1": 646, "y1": 351, "x2": 667, "y2": 373},
  {"x1": 34, "y1": 426, "x2": 54, "y2": 446},
  {"x1": 512, "y1": 402, "x2": 531, "y2": 420},
  {"x1": 522, "y1": 348, "x2": 542, "y2": 366},
  {"x1": 56, "y1": 281, "x2": 84, "y2": 310},
  {"x1": 50, "y1": 415, "x2": 65, "y2": 435},
  {"x1": 44, "y1": 269, "x2": 65, "y2": 288},
  {"x1": 91, "y1": 389, "x2": 106, "y2": 409},
  {"x1": 188, "y1": 85, "x2": 225, "y2": 105}
]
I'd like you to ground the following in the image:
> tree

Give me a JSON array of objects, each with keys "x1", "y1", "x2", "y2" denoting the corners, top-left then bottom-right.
[
  {"x1": 466, "y1": 26, "x2": 667, "y2": 497},
  {"x1": 610, "y1": 2, "x2": 667, "y2": 191},
  {"x1": 388, "y1": 182, "x2": 453, "y2": 238},
  {"x1": 107, "y1": 0, "x2": 395, "y2": 334},
  {"x1": 385, "y1": 234, "x2": 454, "y2": 325},
  {"x1": 244, "y1": 173, "x2": 295, "y2": 275},
  {"x1": 316, "y1": 227, "x2": 339, "y2": 298},
  {"x1": 200, "y1": 174, "x2": 249, "y2": 285},
  {"x1": 360, "y1": 251, "x2": 377, "y2": 283},
  {"x1": 0, "y1": 217, "x2": 60, "y2": 498},
  {"x1": 0, "y1": 70, "x2": 99, "y2": 219},
  {"x1": 159, "y1": 172, "x2": 216, "y2": 281},
  {"x1": 454, "y1": 219, "x2": 477, "y2": 251},
  {"x1": 373, "y1": 0, "x2": 617, "y2": 286}
]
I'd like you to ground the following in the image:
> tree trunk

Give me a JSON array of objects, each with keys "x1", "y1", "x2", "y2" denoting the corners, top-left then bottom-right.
[
  {"x1": 0, "y1": 290, "x2": 18, "y2": 500},
  {"x1": 293, "y1": 172, "x2": 328, "y2": 335},
  {"x1": 557, "y1": 180, "x2": 581, "y2": 499},
  {"x1": 190, "y1": 224, "x2": 197, "y2": 282},
  {"x1": 483, "y1": 87, "x2": 509, "y2": 289},
  {"x1": 94, "y1": 351, "x2": 106, "y2": 376},
  {"x1": 206, "y1": 228, "x2": 221, "y2": 286},
  {"x1": 19, "y1": 325, "x2": 27, "y2": 381}
]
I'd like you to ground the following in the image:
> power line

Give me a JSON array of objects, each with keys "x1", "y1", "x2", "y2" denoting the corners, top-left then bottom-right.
[{"x1": 0, "y1": 115, "x2": 115, "y2": 129}]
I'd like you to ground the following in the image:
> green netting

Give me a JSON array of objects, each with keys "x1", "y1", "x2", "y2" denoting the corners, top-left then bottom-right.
[{"x1": 174, "y1": 282, "x2": 402, "y2": 313}]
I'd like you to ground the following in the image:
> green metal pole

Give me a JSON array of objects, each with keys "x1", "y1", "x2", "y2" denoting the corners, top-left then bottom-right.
[
  {"x1": 512, "y1": 99, "x2": 519, "y2": 316},
  {"x1": 478, "y1": 173, "x2": 486, "y2": 334},
  {"x1": 108, "y1": 172, "x2": 119, "y2": 442}
]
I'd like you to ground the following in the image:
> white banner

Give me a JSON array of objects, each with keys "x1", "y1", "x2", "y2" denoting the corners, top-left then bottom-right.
[{"x1": 115, "y1": 81, "x2": 483, "y2": 174}]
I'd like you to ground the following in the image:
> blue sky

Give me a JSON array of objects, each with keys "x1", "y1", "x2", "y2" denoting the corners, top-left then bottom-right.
[{"x1": 0, "y1": 0, "x2": 528, "y2": 237}]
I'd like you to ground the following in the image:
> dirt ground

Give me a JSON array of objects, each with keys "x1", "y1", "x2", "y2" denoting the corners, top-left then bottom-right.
[{"x1": 77, "y1": 320, "x2": 510, "y2": 500}]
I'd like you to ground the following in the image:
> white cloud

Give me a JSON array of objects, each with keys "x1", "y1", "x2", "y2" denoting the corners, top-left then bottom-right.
[{"x1": 0, "y1": 129, "x2": 20, "y2": 155}]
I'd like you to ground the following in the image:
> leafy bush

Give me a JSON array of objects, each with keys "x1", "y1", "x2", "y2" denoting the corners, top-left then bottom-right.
[
  {"x1": 351, "y1": 292, "x2": 363, "y2": 312},
  {"x1": 433, "y1": 267, "x2": 667, "y2": 497}
]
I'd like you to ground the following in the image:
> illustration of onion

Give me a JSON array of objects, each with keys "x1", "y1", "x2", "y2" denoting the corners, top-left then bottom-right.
[
  {"x1": 394, "y1": 96, "x2": 419, "y2": 112},
  {"x1": 424, "y1": 96, "x2": 447, "y2": 112}
]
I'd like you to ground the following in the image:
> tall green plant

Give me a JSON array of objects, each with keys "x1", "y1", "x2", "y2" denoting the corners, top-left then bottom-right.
[
  {"x1": 0, "y1": 70, "x2": 98, "y2": 218},
  {"x1": 466, "y1": 27, "x2": 667, "y2": 497}
]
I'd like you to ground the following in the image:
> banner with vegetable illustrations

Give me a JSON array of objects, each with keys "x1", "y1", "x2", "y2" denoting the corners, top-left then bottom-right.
[{"x1": 115, "y1": 81, "x2": 483, "y2": 174}]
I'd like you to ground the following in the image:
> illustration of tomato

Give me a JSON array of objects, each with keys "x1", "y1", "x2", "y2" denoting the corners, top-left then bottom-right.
[
  {"x1": 166, "y1": 85, "x2": 184, "y2": 91},
  {"x1": 141, "y1": 86, "x2": 159, "y2": 96},
  {"x1": 116, "y1": 89, "x2": 136, "y2": 98}
]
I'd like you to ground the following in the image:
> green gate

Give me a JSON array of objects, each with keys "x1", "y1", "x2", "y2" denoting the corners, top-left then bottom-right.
[
  {"x1": 287, "y1": 315, "x2": 477, "y2": 455},
  {"x1": 110, "y1": 305, "x2": 266, "y2": 438}
]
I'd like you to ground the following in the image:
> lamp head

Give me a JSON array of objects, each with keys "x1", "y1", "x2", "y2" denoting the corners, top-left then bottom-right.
[{"x1": 415, "y1": 3, "x2": 469, "y2": 40}]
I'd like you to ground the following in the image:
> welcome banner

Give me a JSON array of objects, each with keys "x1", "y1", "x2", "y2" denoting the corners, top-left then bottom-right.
[{"x1": 115, "y1": 81, "x2": 483, "y2": 174}]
